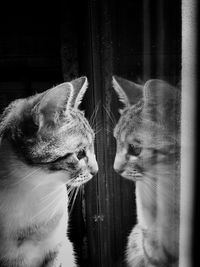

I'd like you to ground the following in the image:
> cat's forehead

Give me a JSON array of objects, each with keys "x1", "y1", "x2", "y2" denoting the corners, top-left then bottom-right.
[
  {"x1": 31, "y1": 118, "x2": 94, "y2": 161},
  {"x1": 61, "y1": 109, "x2": 95, "y2": 137},
  {"x1": 114, "y1": 107, "x2": 142, "y2": 141},
  {"x1": 58, "y1": 112, "x2": 94, "y2": 144},
  {"x1": 114, "y1": 114, "x2": 178, "y2": 149},
  {"x1": 30, "y1": 109, "x2": 95, "y2": 160},
  {"x1": 60, "y1": 134, "x2": 92, "y2": 151}
]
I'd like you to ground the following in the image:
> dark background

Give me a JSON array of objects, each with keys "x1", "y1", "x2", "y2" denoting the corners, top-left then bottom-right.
[{"x1": 0, "y1": 1, "x2": 181, "y2": 266}]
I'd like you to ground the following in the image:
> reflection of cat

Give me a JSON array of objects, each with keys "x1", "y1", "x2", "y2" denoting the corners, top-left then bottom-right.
[
  {"x1": 0, "y1": 77, "x2": 98, "y2": 267},
  {"x1": 112, "y1": 76, "x2": 180, "y2": 267}
]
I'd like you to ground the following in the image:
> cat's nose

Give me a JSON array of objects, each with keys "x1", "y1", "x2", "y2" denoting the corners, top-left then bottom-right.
[
  {"x1": 90, "y1": 166, "x2": 98, "y2": 176},
  {"x1": 90, "y1": 169, "x2": 98, "y2": 176},
  {"x1": 87, "y1": 152, "x2": 98, "y2": 176}
]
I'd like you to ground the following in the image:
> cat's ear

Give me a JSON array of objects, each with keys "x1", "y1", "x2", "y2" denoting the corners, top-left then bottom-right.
[
  {"x1": 143, "y1": 79, "x2": 180, "y2": 128},
  {"x1": 68, "y1": 76, "x2": 88, "y2": 109},
  {"x1": 112, "y1": 76, "x2": 143, "y2": 112},
  {"x1": 34, "y1": 82, "x2": 73, "y2": 129}
]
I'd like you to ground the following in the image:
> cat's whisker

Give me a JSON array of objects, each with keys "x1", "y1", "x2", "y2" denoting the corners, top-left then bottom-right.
[
  {"x1": 44, "y1": 197, "x2": 64, "y2": 220},
  {"x1": 94, "y1": 121, "x2": 102, "y2": 129},
  {"x1": 30, "y1": 181, "x2": 48, "y2": 193},
  {"x1": 12, "y1": 168, "x2": 41, "y2": 185},
  {"x1": 105, "y1": 127, "x2": 113, "y2": 134},
  {"x1": 80, "y1": 185, "x2": 84, "y2": 198},
  {"x1": 95, "y1": 127, "x2": 103, "y2": 135},
  {"x1": 93, "y1": 121, "x2": 102, "y2": 134},
  {"x1": 49, "y1": 196, "x2": 66, "y2": 219},
  {"x1": 89, "y1": 106, "x2": 97, "y2": 127},
  {"x1": 40, "y1": 186, "x2": 63, "y2": 202},
  {"x1": 103, "y1": 104, "x2": 116, "y2": 126},
  {"x1": 69, "y1": 186, "x2": 80, "y2": 216},
  {"x1": 67, "y1": 185, "x2": 75, "y2": 194},
  {"x1": 95, "y1": 125, "x2": 102, "y2": 132},
  {"x1": 32, "y1": 193, "x2": 62, "y2": 220},
  {"x1": 31, "y1": 181, "x2": 44, "y2": 190},
  {"x1": 66, "y1": 178, "x2": 77, "y2": 192},
  {"x1": 68, "y1": 193, "x2": 76, "y2": 203},
  {"x1": 67, "y1": 186, "x2": 77, "y2": 203},
  {"x1": 94, "y1": 126, "x2": 102, "y2": 134},
  {"x1": 89, "y1": 101, "x2": 101, "y2": 128}
]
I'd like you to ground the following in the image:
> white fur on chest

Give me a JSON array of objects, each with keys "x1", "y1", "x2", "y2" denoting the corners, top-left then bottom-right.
[
  {"x1": 136, "y1": 180, "x2": 157, "y2": 228},
  {"x1": 0, "y1": 140, "x2": 73, "y2": 265}
]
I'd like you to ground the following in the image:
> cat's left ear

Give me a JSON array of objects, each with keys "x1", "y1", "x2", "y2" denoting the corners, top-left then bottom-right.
[{"x1": 69, "y1": 76, "x2": 88, "y2": 109}]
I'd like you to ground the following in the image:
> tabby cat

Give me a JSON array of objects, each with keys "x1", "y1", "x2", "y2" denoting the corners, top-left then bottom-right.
[
  {"x1": 0, "y1": 77, "x2": 98, "y2": 267},
  {"x1": 112, "y1": 76, "x2": 180, "y2": 267}
]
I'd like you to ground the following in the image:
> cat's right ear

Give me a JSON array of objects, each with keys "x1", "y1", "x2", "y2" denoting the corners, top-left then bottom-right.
[{"x1": 112, "y1": 76, "x2": 143, "y2": 113}]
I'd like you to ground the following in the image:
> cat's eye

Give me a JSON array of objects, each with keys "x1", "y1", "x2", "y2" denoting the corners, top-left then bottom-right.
[
  {"x1": 128, "y1": 144, "x2": 142, "y2": 156},
  {"x1": 77, "y1": 149, "x2": 86, "y2": 160},
  {"x1": 51, "y1": 153, "x2": 72, "y2": 163},
  {"x1": 152, "y1": 149, "x2": 157, "y2": 156}
]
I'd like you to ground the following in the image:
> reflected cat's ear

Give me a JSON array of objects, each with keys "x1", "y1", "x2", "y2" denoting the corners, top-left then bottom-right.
[
  {"x1": 34, "y1": 82, "x2": 73, "y2": 129},
  {"x1": 112, "y1": 76, "x2": 143, "y2": 112},
  {"x1": 143, "y1": 79, "x2": 180, "y2": 128},
  {"x1": 69, "y1": 76, "x2": 88, "y2": 109},
  {"x1": 143, "y1": 79, "x2": 179, "y2": 108}
]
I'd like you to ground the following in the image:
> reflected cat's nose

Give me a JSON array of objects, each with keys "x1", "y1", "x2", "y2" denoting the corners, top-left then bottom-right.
[
  {"x1": 89, "y1": 160, "x2": 98, "y2": 176},
  {"x1": 113, "y1": 152, "x2": 126, "y2": 174},
  {"x1": 113, "y1": 163, "x2": 124, "y2": 174},
  {"x1": 113, "y1": 158, "x2": 124, "y2": 174},
  {"x1": 114, "y1": 167, "x2": 123, "y2": 174}
]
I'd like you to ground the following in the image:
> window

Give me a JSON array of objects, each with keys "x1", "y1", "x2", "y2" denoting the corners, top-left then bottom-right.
[{"x1": 0, "y1": 1, "x2": 196, "y2": 267}]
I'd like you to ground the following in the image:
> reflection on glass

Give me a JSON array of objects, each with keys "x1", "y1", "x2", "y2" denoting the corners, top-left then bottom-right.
[{"x1": 112, "y1": 75, "x2": 180, "y2": 266}]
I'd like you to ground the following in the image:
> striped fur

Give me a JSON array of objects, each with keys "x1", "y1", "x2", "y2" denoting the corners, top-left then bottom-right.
[
  {"x1": 113, "y1": 76, "x2": 180, "y2": 267},
  {"x1": 0, "y1": 77, "x2": 98, "y2": 267}
]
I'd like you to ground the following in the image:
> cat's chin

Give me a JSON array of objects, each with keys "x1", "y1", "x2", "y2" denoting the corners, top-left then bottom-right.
[
  {"x1": 69, "y1": 173, "x2": 93, "y2": 187},
  {"x1": 120, "y1": 171, "x2": 143, "y2": 182}
]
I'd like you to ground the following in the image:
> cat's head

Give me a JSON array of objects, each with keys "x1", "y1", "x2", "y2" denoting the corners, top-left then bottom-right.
[
  {"x1": 0, "y1": 77, "x2": 98, "y2": 186},
  {"x1": 112, "y1": 76, "x2": 180, "y2": 182}
]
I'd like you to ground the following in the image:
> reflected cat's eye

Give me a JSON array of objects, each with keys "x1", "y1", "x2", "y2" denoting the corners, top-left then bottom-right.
[
  {"x1": 77, "y1": 149, "x2": 86, "y2": 160},
  {"x1": 128, "y1": 144, "x2": 142, "y2": 156}
]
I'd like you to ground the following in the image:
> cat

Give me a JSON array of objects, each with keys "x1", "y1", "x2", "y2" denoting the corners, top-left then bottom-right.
[
  {"x1": 0, "y1": 76, "x2": 98, "y2": 267},
  {"x1": 112, "y1": 76, "x2": 180, "y2": 267}
]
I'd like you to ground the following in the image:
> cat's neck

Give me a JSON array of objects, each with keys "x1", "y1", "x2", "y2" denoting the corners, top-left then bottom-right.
[
  {"x1": 0, "y1": 139, "x2": 69, "y2": 221},
  {"x1": 135, "y1": 179, "x2": 157, "y2": 229},
  {"x1": 136, "y1": 170, "x2": 179, "y2": 230},
  {"x1": 0, "y1": 139, "x2": 66, "y2": 189}
]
